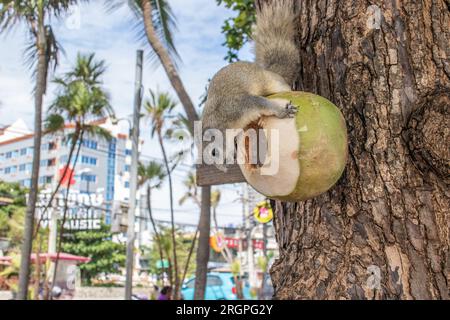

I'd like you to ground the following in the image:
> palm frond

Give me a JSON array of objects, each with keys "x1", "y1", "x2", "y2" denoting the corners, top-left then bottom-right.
[
  {"x1": 152, "y1": 0, "x2": 179, "y2": 60},
  {"x1": 82, "y1": 124, "x2": 113, "y2": 142},
  {"x1": 44, "y1": 113, "x2": 65, "y2": 134},
  {"x1": 106, "y1": 0, "x2": 180, "y2": 69}
]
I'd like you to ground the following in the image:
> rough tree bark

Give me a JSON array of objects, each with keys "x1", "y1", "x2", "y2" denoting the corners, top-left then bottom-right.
[{"x1": 270, "y1": 0, "x2": 449, "y2": 299}]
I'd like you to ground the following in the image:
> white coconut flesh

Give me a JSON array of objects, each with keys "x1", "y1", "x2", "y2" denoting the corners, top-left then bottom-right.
[{"x1": 237, "y1": 116, "x2": 300, "y2": 197}]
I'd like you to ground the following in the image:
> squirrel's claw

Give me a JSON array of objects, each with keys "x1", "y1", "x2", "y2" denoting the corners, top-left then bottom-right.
[{"x1": 285, "y1": 101, "x2": 298, "y2": 118}]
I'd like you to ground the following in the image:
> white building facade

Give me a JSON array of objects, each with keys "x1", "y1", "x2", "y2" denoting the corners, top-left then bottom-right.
[{"x1": 0, "y1": 118, "x2": 134, "y2": 226}]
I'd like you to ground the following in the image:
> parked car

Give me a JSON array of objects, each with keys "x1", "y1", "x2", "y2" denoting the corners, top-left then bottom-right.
[
  {"x1": 181, "y1": 272, "x2": 253, "y2": 300},
  {"x1": 258, "y1": 272, "x2": 274, "y2": 299}
]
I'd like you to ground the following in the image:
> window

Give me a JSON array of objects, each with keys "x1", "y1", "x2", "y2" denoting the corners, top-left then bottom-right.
[
  {"x1": 19, "y1": 164, "x2": 26, "y2": 171},
  {"x1": 48, "y1": 142, "x2": 56, "y2": 150},
  {"x1": 0, "y1": 153, "x2": 4, "y2": 161},
  {"x1": 10, "y1": 166, "x2": 17, "y2": 173},
  {"x1": 12, "y1": 150, "x2": 19, "y2": 157},
  {"x1": 81, "y1": 156, "x2": 97, "y2": 165},
  {"x1": 38, "y1": 176, "x2": 53, "y2": 185},
  {"x1": 5, "y1": 152, "x2": 12, "y2": 159},
  {"x1": 124, "y1": 165, "x2": 130, "y2": 172},
  {"x1": 185, "y1": 280, "x2": 195, "y2": 289},
  {"x1": 26, "y1": 163, "x2": 32, "y2": 171},
  {"x1": 206, "y1": 276, "x2": 223, "y2": 287},
  {"x1": 125, "y1": 149, "x2": 132, "y2": 156},
  {"x1": 27, "y1": 147, "x2": 33, "y2": 155},
  {"x1": 4, "y1": 167, "x2": 11, "y2": 174},
  {"x1": 40, "y1": 159, "x2": 55, "y2": 167},
  {"x1": 20, "y1": 148, "x2": 27, "y2": 156},
  {"x1": 124, "y1": 181, "x2": 130, "y2": 188},
  {"x1": 83, "y1": 139, "x2": 98, "y2": 150},
  {"x1": 81, "y1": 174, "x2": 96, "y2": 183},
  {"x1": 22, "y1": 179, "x2": 31, "y2": 188}
]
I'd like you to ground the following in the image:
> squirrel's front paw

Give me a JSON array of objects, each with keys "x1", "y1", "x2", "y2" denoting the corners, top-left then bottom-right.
[{"x1": 276, "y1": 101, "x2": 298, "y2": 118}]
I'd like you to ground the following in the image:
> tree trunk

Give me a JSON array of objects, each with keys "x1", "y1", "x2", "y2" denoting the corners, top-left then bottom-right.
[
  {"x1": 51, "y1": 130, "x2": 83, "y2": 296},
  {"x1": 270, "y1": 0, "x2": 449, "y2": 300},
  {"x1": 17, "y1": 24, "x2": 48, "y2": 301},
  {"x1": 194, "y1": 186, "x2": 211, "y2": 300},
  {"x1": 141, "y1": 0, "x2": 212, "y2": 299},
  {"x1": 157, "y1": 132, "x2": 179, "y2": 299},
  {"x1": 142, "y1": 0, "x2": 199, "y2": 131},
  {"x1": 146, "y1": 185, "x2": 167, "y2": 283}
]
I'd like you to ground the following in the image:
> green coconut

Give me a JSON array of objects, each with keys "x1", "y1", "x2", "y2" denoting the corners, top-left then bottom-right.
[{"x1": 237, "y1": 91, "x2": 348, "y2": 201}]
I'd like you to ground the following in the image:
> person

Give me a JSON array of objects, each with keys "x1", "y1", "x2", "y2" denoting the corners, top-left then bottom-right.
[{"x1": 158, "y1": 286, "x2": 172, "y2": 300}]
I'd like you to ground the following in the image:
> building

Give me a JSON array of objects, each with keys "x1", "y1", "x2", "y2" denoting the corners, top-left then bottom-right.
[{"x1": 0, "y1": 118, "x2": 133, "y2": 225}]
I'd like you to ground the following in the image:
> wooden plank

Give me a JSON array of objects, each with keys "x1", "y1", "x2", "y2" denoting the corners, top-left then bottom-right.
[{"x1": 196, "y1": 164, "x2": 246, "y2": 186}]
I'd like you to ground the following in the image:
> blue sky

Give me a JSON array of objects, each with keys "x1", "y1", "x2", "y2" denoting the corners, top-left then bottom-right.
[{"x1": 0, "y1": 0, "x2": 254, "y2": 227}]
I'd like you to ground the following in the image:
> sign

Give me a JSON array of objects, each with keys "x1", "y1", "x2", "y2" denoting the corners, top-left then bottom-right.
[
  {"x1": 36, "y1": 191, "x2": 105, "y2": 231},
  {"x1": 253, "y1": 200, "x2": 273, "y2": 223},
  {"x1": 59, "y1": 165, "x2": 76, "y2": 187},
  {"x1": 212, "y1": 237, "x2": 265, "y2": 250},
  {"x1": 210, "y1": 232, "x2": 226, "y2": 253}
]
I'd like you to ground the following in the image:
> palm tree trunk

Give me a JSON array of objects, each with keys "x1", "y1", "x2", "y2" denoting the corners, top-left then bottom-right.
[
  {"x1": 157, "y1": 132, "x2": 179, "y2": 299},
  {"x1": 51, "y1": 130, "x2": 83, "y2": 296},
  {"x1": 141, "y1": 0, "x2": 198, "y2": 131},
  {"x1": 17, "y1": 24, "x2": 48, "y2": 301},
  {"x1": 33, "y1": 132, "x2": 79, "y2": 237},
  {"x1": 146, "y1": 185, "x2": 166, "y2": 283},
  {"x1": 194, "y1": 187, "x2": 211, "y2": 300},
  {"x1": 33, "y1": 234, "x2": 43, "y2": 300},
  {"x1": 141, "y1": 0, "x2": 212, "y2": 300},
  {"x1": 180, "y1": 226, "x2": 199, "y2": 287}
]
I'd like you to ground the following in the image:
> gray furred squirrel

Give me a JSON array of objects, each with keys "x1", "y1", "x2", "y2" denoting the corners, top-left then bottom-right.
[{"x1": 201, "y1": 0, "x2": 300, "y2": 169}]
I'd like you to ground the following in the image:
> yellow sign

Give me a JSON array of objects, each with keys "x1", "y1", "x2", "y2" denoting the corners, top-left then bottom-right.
[
  {"x1": 253, "y1": 200, "x2": 273, "y2": 223},
  {"x1": 210, "y1": 232, "x2": 226, "y2": 253}
]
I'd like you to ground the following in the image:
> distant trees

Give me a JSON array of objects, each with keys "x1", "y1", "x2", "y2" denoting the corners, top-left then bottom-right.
[
  {"x1": 45, "y1": 52, "x2": 114, "y2": 289},
  {"x1": 62, "y1": 224, "x2": 126, "y2": 285},
  {"x1": 143, "y1": 90, "x2": 181, "y2": 298},
  {"x1": 108, "y1": 0, "x2": 213, "y2": 299}
]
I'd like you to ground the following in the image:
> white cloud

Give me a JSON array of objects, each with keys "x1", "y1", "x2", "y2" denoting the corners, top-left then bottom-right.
[{"x1": 0, "y1": 0, "x2": 248, "y2": 226}]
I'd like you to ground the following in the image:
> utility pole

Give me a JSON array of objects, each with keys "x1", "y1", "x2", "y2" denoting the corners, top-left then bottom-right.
[
  {"x1": 125, "y1": 50, "x2": 143, "y2": 300},
  {"x1": 243, "y1": 185, "x2": 256, "y2": 288},
  {"x1": 48, "y1": 134, "x2": 63, "y2": 281}
]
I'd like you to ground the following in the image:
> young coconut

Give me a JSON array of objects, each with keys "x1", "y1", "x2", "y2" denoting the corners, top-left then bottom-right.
[{"x1": 237, "y1": 91, "x2": 347, "y2": 202}]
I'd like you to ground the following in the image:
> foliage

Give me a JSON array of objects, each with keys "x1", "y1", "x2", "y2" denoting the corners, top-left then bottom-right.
[
  {"x1": 46, "y1": 53, "x2": 114, "y2": 142},
  {"x1": 137, "y1": 161, "x2": 166, "y2": 189},
  {"x1": 0, "y1": 181, "x2": 26, "y2": 249},
  {"x1": 106, "y1": 0, "x2": 180, "y2": 67},
  {"x1": 0, "y1": 1, "x2": 87, "y2": 83},
  {"x1": 216, "y1": 0, "x2": 256, "y2": 62},
  {"x1": 61, "y1": 224, "x2": 126, "y2": 285},
  {"x1": 144, "y1": 226, "x2": 196, "y2": 279}
]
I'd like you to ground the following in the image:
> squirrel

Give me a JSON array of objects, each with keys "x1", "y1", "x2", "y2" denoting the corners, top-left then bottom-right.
[{"x1": 201, "y1": 0, "x2": 300, "y2": 168}]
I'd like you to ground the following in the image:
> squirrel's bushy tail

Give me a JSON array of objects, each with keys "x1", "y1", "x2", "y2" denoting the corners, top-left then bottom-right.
[{"x1": 253, "y1": 0, "x2": 299, "y2": 85}]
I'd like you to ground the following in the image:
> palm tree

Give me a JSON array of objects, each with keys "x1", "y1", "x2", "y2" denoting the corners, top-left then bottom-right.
[
  {"x1": 44, "y1": 53, "x2": 114, "y2": 294},
  {"x1": 0, "y1": 0, "x2": 85, "y2": 300},
  {"x1": 137, "y1": 161, "x2": 169, "y2": 285},
  {"x1": 144, "y1": 89, "x2": 180, "y2": 298},
  {"x1": 108, "y1": 0, "x2": 212, "y2": 300},
  {"x1": 109, "y1": 0, "x2": 198, "y2": 129}
]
